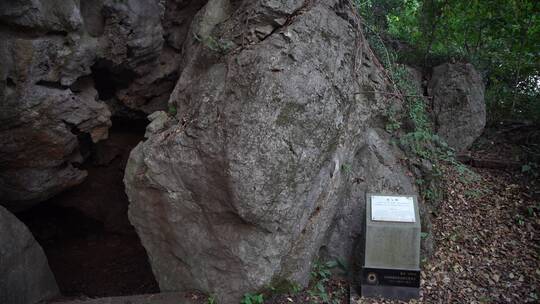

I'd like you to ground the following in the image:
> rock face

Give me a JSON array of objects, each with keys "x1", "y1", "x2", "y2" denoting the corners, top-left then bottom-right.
[
  {"x1": 125, "y1": 0, "x2": 416, "y2": 302},
  {"x1": 0, "y1": 205, "x2": 59, "y2": 304},
  {"x1": 0, "y1": 35, "x2": 111, "y2": 210},
  {"x1": 428, "y1": 63, "x2": 486, "y2": 152},
  {"x1": 0, "y1": 0, "x2": 203, "y2": 210}
]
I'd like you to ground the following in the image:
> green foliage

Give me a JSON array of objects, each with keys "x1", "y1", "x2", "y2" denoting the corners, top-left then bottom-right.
[
  {"x1": 516, "y1": 201, "x2": 539, "y2": 226},
  {"x1": 207, "y1": 295, "x2": 217, "y2": 304},
  {"x1": 522, "y1": 162, "x2": 539, "y2": 178},
  {"x1": 308, "y1": 260, "x2": 334, "y2": 303},
  {"x1": 514, "y1": 214, "x2": 525, "y2": 226},
  {"x1": 355, "y1": 0, "x2": 411, "y2": 33},
  {"x1": 167, "y1": 103, "x2": 177, "y2": 116},
  {"x1": 306, "y1": 259, "x2": 348, "y2": 303},
  {"x1": 354, "y1": 2, "x2": 495, "y2": 203},
  {"x1": 340, "y1": 163, "x2": 352, "y2": 174},
  {"x1": 333, "y1": 258, "x2": 350, "y2": 275},
  {"x1": 310, "y1": 260, "x2": 332, "y2": 282},
  {"x1": 359, "y1": 0, "x2": 540, "y2": 122},
  {"x1": 384, "y1": 106, "x2": 402, "y2": 132},
  {"x1": 385, "y1": 64, "x2": 449, "y2": 204},
  {"x1": 193, "y1": 33, "x2": 235, "y2": 54},
  {"x1": 240, "y1": 293, "x2": 263, "y2": 304},
  {"x1": 526, "y1": 204, "x2": 539, "y2": 218}
]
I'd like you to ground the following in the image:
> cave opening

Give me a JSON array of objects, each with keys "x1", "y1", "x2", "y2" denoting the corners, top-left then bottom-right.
[
  {"x1": 16, "y1": 116, "x2": 158, "y2": 299},
  {"x1": 91, "y1": 60, "x2": 137, "y2": 101}
]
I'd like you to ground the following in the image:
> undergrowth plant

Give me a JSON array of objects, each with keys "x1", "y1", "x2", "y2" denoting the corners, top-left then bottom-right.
[
  {"x1": 308, "y1": 260, "x2": 347, "y2": 304},
  {"x1": 207, "y1": 295, "x2": 217, "y2": 304},
  {"x1": 352, "y1": 0, "x2": 480, "y2": 204},
  {"x1": 240, "y1": 293, "x2": 263, "y2": 304},
  {"x1": 167, "y1": 103, "x2": 177, "y2": 116},
  {"x1": 384, "y1": 106, "x2": 402, "y2": 133},
  {"x1": 193, "y1": 33, "x2": 235, "y2": 54},
  {"x1": 308, "y1": 261, "x2": 332, "y2": 302}
]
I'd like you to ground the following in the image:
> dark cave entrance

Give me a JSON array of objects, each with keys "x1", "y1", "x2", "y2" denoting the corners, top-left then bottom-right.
[
  {"x1": 91, "y1": 60, "x2": 137, "y2": 101},
  {"x1": 16, "y1": 117, "x2": 159, "y2": 298}
]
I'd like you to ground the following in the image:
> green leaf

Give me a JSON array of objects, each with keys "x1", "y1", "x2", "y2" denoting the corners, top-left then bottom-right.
[
  {"x1": 325, "y1": 260, "x2": 339, "y2": 268},
  {"x1": 317, "y1": 282, "x2": 326, "y2": 293}
]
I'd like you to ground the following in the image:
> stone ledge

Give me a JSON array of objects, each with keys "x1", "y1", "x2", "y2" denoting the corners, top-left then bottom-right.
[{"x1": 49, "y1": 292, "x2": 201, "y2": 304}]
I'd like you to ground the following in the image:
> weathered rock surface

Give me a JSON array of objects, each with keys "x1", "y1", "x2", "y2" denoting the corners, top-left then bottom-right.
[
  {"x1": 125, "y1": 0, "x2": 417, "y2": 302},
  {"x1": 0, "y1": 0, "x2": 201, "y2": 210},
  {"x1": 0, "y1": 205, "x2": 59, "y2": 304},
  {"x1": 428, "y1": 63, "x2": 486, "y2": 152},
  {"x1": 50, "y1": 292, "x2": 200, "y2": 304},
  {"x1": 403, "y1": 65, "x2": 425, "y2": 95},
  {"x1": 97, "y1": 0, "x2": 164, "y2": 74},
  {"x1": 0, "y1": 0, "x2": 82, "y2": 33},
  {"x1": 0, "y1": 35, "x2": 111, "y2": 209}
]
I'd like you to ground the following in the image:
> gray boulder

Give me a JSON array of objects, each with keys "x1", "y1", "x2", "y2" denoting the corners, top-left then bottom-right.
[
  {"x1": 428, "y1": 63, "x2": 486, "y2": 152},
  {"x1": 0, "y1": 205, "x2": 59, "y2": 304},
  {"x1": 125, "y1": 0, "x2": 417, "y2": 302}
]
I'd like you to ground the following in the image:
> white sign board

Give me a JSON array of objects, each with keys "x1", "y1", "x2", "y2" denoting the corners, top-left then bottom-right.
[{"x1": 371, "y1": 195, "x2": 416, "y2": 222}]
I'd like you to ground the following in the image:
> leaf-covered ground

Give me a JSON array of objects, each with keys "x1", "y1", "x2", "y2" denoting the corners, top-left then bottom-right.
[
  {"x1": 418, "y1": 165, "x2": 537, "y2": 303},
  {"x1": 349, "y1": 162, "x2": 539, "y2": 304}
]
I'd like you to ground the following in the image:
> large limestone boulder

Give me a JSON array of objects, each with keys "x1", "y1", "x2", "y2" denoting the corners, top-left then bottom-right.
[
  {"x1": 428, "y1": 63, "x2": 486, "y2": 152},
  {"x1": 125, "y1": 0, "x2": 416, "y2": 302},
  {"x1": 0, "y1": 205, "x2": 59, "y2": 304}
]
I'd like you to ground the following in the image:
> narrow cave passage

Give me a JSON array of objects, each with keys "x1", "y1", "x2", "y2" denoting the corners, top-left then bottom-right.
[{"x1": 16, "y1": 118, "x2": 158, "y2": 298}]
